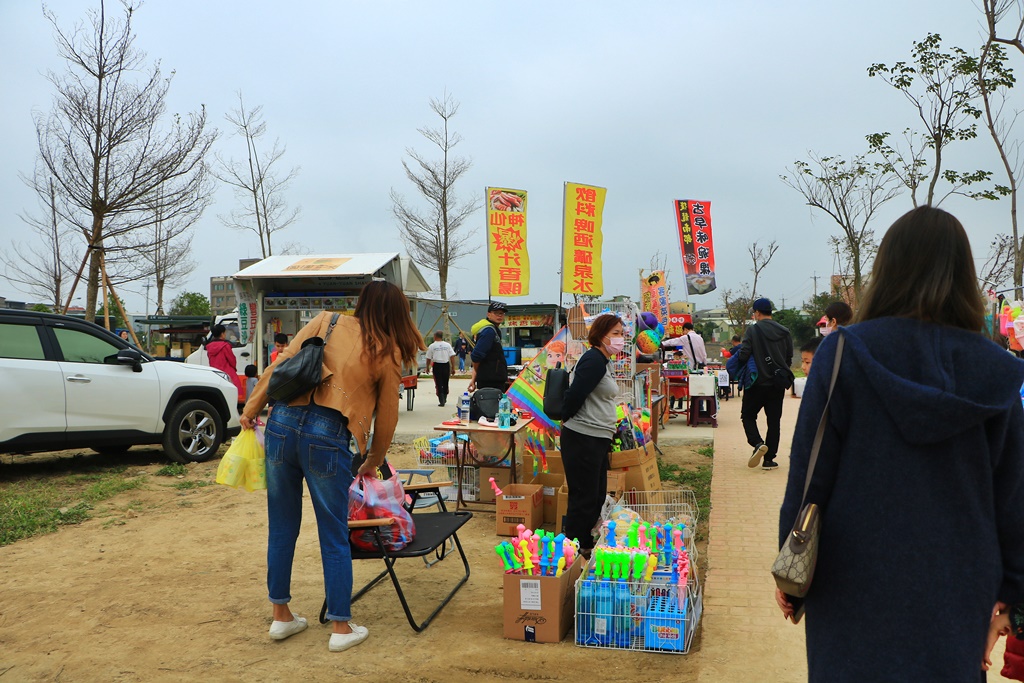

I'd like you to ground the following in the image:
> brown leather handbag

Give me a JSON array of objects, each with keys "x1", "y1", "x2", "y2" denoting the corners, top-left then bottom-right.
[{"x1": 771, "y1": 333, "x2": 844, "y2": 599}]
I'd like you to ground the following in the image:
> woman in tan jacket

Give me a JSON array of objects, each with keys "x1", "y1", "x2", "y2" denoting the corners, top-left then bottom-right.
[{"x1": 240, "y1": 281, "x2": 423, "y2": 653}]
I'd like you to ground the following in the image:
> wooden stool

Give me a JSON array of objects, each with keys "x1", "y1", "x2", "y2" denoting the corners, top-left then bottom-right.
[{"x1": 688, "y1": 395, "x2": 718, "y2": 427}]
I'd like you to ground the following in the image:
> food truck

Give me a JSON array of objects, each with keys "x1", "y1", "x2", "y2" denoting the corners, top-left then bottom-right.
[{"x1": 231, "y1": 253, "x2": 431, "y2": 373}]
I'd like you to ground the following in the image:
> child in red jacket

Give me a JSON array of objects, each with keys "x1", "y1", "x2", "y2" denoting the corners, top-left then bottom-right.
[{"x1": 984, "y1": 603, "x2": 1024, "y2": 679}]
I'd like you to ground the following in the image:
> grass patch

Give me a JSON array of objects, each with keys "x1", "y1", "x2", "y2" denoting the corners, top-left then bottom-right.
[
  {"x1": 658, "y1": 460, "x2": 713, "y2": 541},
  {"x1": 0, "y1": 468, "x2": 145, "y2": 546},
  {"x1": 155, "y1": 463, "x2": 187, "y2": 477},
  {"x1": 172, "y1": 480, "x2": 212, "y2": 490},
  {"x1": 696, "y1": 444, "x2": 714, "y2": 459}
]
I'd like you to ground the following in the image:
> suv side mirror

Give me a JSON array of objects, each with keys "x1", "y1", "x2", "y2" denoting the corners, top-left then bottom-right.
[{"x1": 116, "y1": 348, "x2": 144, "y2": 373}]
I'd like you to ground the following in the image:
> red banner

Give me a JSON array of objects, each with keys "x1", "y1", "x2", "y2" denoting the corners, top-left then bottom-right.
[{"x1": 674, "y1": 200, "x2": 717, "y2": 295}]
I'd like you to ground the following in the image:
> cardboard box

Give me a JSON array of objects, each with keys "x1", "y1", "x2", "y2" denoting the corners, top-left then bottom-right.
[
  {"x1": 496, "y1": 484, "x2": 544, "y2": 536},
  {"x1": 479, "y1": 466, "x2": 513, "y2": 503},
  {"x1": 608, "y1": 447, "x2": 661, "y2": 492},
  {"x1": 635, "y1": 362, "x2": 661, "y2": 391},
  {"x1": 606, "y1": 470, "x2": 628, "y2": 499},
  {"x1": 529, "y1": 472, "x2": 566, "y2": 525},
  {"x1": 503, "y1": 555, "x2": 584, "y2": 643},
  {"x1": 545, "y1": 450, "x2": 563, "y2": 475},
  {"x1": 556, "y1": 484, "x2": 569, "y2": 533}
]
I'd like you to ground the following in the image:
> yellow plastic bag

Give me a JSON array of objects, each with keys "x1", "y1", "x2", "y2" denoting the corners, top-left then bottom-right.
[{"x1": 216, "y1": 429, "x2": 266, "y2": 492}]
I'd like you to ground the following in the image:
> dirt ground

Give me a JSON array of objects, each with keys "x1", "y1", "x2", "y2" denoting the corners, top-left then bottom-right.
[{"x1": 0, "y1": 443, "x2": 710, "y2": 683}]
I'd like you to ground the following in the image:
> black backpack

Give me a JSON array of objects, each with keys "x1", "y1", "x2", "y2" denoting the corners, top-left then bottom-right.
[{"x1": 542, "y1": 363, "x2": 569, "y2": 421}]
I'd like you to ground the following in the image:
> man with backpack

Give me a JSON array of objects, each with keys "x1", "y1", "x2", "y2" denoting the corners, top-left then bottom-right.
[
  {"x1": 468, "y1": 301, "x2": 509, "y2": 392},
  {"x1": 734, "y1": 297, "x2": 793, "y2": 470}
]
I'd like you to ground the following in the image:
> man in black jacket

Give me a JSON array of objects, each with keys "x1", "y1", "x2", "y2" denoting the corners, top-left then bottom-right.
[
  {"x1": 735, "y1": 298, "x2": 793, "y2": 470},
  {"x1": 468, "y1": 301, "x2": 509, "y2": 392}
]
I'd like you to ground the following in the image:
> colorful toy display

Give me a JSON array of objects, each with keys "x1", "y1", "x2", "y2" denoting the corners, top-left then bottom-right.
[{"x1": 493, "y1": 528, "x2": 580, "y2": 576}]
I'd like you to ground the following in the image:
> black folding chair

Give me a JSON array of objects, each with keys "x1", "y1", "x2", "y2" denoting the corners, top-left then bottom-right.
[{"x1": 320, "y1": 481, "x2": 473, "y2": 632}]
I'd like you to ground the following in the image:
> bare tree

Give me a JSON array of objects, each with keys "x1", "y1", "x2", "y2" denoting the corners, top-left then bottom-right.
[
  {"x1": 32, "y1": 0, "x2": 215, "y2": 323},
  {"x1": 391, "y1": 92, "x2": 481, "y2": 305},
  {"x1": 781, "y1": 151, "x2": 902, "y2": 299},
  {"x1": 868, "y1": 33, "x2": 1004, "y2": 206},
  {"x1": 722, "y1": 286, "x2": 753, "y2": 337},
  {"x1": 140, "y1": 198, "x2": 198, "y2": 315},
  {"x1": 2, "y1": 175, "x2": 79, "y2": 310},
  {"x1": 980, "y1": 234, "x2": 1016, "y2": 291},
  {"x1": 748, "y1": 239, "x2": 779, "y2": 299},
  {"x1": 214, "y1": 93, "x2": 300, "y2": 258},
  {"x1": 981, "y1": 0, "x2": 1024, "y2": 297}
]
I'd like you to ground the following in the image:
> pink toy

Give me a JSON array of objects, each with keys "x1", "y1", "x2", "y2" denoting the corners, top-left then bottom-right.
[
  {"x1": 489, "y1": 477, "x2": 503, "y2": 498},
  {"x1": 516, "y1": 523, "x2": 526, "y2": 540}
]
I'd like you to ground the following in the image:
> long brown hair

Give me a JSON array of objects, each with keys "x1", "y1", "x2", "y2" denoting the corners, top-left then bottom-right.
[
  {"x1": 856, "y1": 206, "x2": 984, "y2": 331},
  {"x1": 354, "y1": 281, "x2": 425, "y2": 365}
]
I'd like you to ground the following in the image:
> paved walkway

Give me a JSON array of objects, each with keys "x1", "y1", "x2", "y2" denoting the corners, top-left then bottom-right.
[
  {"x1": 697, "y1": 393, "x2": 807, "y2": 681},
  {"x1": 696, "y1": 392, "x2": 1008, "y2": 680}
]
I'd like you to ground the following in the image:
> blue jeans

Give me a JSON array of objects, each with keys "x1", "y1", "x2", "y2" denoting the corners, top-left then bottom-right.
[
  {"x1": 458, "y1": 355, "x2": 465, "y2": 372},
  {"x1": 264, "y1": 403, "x2": 354, "y2": 622}
]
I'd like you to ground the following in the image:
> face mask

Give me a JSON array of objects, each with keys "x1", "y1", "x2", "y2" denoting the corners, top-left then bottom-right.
[
  {"x1": 821, "y1": 321, "x2": 835, "y2": 336},
  {"x1": 605, "y1": 337, "x2": 626, "y2": 353}
]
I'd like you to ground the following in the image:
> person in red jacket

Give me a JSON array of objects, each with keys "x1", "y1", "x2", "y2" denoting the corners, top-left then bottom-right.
[
  {"x1": 985, "y1": 603, "x2": 1024, "y2": 680},
  {"x1": 207, "y1": 324, "x2": 242, "y2": 398}
]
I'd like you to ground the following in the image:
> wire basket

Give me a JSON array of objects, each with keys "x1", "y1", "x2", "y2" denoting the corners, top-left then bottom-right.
[
  {"x1": 437, "y1": 465, "x2": 479, "y2": 502},
  {"x1": 574, "y1": 555, "x2": 703, "y2": 654},
  {"x1": 600, "y1": 490, "x2": 700, "y2": 563}
]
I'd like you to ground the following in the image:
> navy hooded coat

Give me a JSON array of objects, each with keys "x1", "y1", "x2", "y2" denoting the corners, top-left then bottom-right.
[{"x1": 780, "y1": 319, "x2": 1024, "y2": 682}]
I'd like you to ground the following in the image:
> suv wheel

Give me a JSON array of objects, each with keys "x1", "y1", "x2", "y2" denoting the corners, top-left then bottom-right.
[{"x1": 162, "y1": 399, "x2": 224, "y2": 463}]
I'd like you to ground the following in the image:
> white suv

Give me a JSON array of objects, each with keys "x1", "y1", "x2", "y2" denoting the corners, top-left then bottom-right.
[{"x1": 0, "y1": 310, "x2": 241, "y2": 463}]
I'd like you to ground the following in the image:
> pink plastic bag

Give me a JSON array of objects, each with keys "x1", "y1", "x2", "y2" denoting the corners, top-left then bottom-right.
[{"x1": 348, "y1": 474, "x2": 415, "y2": 552}]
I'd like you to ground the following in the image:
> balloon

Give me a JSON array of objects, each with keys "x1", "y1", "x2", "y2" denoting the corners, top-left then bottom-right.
[
  {"x1": 636, "y1": 329, "x2": 662, "y2": 354},
  {"x1": 640, "y1": 312, "x2": 659, "y2": 331}
]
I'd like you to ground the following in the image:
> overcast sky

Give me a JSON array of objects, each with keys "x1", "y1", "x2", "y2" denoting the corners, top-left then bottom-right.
[{"x1": 0, "y1": 0, "x2": 1015, "y2": 315}]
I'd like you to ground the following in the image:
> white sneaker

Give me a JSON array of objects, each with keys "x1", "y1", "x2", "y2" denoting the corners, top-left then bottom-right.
[
  {"x1": 268, "y1": 615, "x2": 308, "y2": 640},
  {"x1": 329, "y1": 624, "x2": 369, "y2": 652}
]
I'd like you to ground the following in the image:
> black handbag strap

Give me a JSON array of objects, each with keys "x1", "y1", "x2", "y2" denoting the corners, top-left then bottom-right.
[
  {"x1": 687, "y1": 333, "x2": 698, "y2": 367},
  {"x1": 799, "y1": 332, "x2": 845, "y2": 506}
]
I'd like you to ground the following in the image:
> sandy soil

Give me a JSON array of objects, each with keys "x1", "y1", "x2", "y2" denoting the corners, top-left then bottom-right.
[{"x1": 0, "y1": 444, "x2": 709, "y2": 683}]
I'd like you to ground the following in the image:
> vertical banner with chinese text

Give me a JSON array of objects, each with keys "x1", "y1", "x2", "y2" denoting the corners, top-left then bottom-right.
[
  {"x1": 640, "y1": 270, "x2": 669, "y2": 326},
  {"x1": 561, "y1": 182, "x2": 607, "y2": 295},
  {"x1": 486, "y1": 187, "x2": 530, "y2": 297},
  {"x1": 674, "y1": 200, "x2": 717, "y2": 296}
]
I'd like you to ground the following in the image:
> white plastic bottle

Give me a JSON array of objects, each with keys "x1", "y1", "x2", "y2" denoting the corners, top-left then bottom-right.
[{"x1": 460, "y1": 392, "x2": 471, "y2": 425}]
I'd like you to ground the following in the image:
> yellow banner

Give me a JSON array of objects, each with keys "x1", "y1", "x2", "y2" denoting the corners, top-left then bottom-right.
[
  {"x1": 561, "y1": 182, "x2": 606, "y2": 295},
  {"x1": 486, "y1": 187, "x2": 530, "y2": 297}
]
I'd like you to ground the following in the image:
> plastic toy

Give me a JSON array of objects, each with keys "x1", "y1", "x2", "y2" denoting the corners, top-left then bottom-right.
[{"x1": 488, "y1": 477, "x2": 503, "y2": 498}]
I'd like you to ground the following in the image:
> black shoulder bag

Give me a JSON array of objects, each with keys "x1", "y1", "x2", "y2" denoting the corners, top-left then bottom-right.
[
  {"x1": 267, "y1": 313, "x2": 340, "y2": 402},
  {"x1": 470, "y1": 387, "x2": 504, "y2": 420}
]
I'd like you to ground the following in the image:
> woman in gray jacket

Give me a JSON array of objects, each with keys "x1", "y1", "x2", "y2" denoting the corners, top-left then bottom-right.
[{"x1": 560, "y1": 314, "x2": 624, "y2": 554}]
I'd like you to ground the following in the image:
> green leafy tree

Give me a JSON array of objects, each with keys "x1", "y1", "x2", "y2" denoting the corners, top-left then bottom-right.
[
  {"x1": 804, "y1": 292, "x2": 844, "y2": 325},
  {"x1": 772, "y1": 309, "x2": 816, "y2": 349},
  {"x1": 94, "y1": 296, "x2": 127, "y2": 329},
  {"x1": 31, "y1": 303, "x2": 53, "y2": 313},
  {"x1": 169, "y1": 291, "x2": 211, "y2": 316},
  {"x1": 868, "y1": 33, "x2": 1007, "y2": 206}
]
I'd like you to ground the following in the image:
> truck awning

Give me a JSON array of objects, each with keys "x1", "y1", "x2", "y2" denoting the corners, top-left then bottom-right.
[{"x1": 233, "y1": 253, "x2": 430, "y2": 294}]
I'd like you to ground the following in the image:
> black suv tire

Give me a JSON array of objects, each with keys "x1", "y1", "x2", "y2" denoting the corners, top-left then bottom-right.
[{"x1": 162, "y1": 399, "x2": 225, "y2": 463}]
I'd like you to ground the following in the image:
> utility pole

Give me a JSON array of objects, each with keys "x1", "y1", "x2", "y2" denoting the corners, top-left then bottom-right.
[
  {"x1": 811, "y1": 272, "x2": 820, "y2": 298},
  {"x1": 781, "y1": 297, "x2": 786, "y2": 310},
  {"x1": 144, "y1": 280, "x2": 152, "y2": 352}
]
